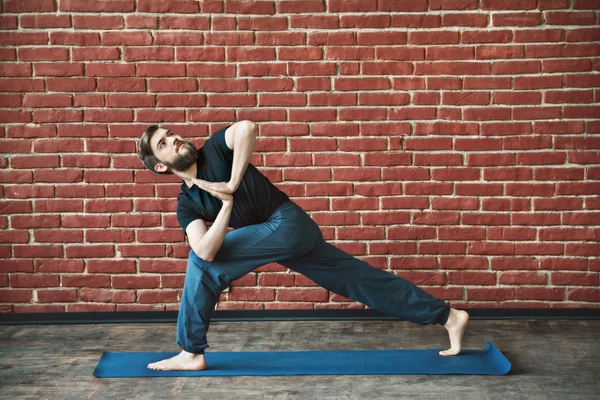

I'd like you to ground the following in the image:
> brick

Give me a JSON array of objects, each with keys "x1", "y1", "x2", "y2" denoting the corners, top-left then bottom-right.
[
  {"x1": 224, "y1": 1, "x2": 275, "y2": 14},
  {"x1": 226, "y1": 47, "x2": 275, "y2": 61},
  {"x1": 206, "y1": 32, "x2": 254, "y2": 46},
  {"x1": 481, "y1": 0, "x2": 537, "y2": 10},
  {"x1": 20, "y1": 15, "x2": 71, "y2": 29},
  {"x1": 256, "y1": 32, "x2": 304, "y2": 46},
  {"x1": 5, "y1": 0, "x2": 55, "y2": 12},
  {"x1": 159, "y1": 16, "x2": 209, "y2": 30},
  {"x1": 340, "y1": 15, "x2": 389, "y2": 28},
  {"x1": 492, "y1": 12, "x2": 542, "y2": 27},
  {"x1": 237, "y1": 16, "x2": 287, "y2": 30},
  {"x1": 258, "y1": 93, "x2": 306, "y2": 106},
  {"x1": 277, "y1": 0, "x2": 325, "y2": 13},
  {"x1": 248, "y1": 77, "x2": 294, "y2": 92},
  {"x1": 207, "y1": 94, "x2": 256, "y2": 107},
  {"x1": 546, "y1": 11, "x2": 597, "y2": 25},
  {"x1": 0, "y1": 63, "x2": 32, "y2": 77},
  {"x1": 379, "y1": 0, "x2": 428, "y2": 11},
  {"x1": 410, "y1": 30, "x2": 460, "y2": 45},
  {"x1": 329, "y1": 0, "x2": 377, "y2": 12},
  {"x1": 137, "y1": 0, "x2": 198, "y2": 13},
  {"x1": 72, "y1": 15, "x2": 124, "y2": 29},
  {"x1": 279, "y1": 47, "x2": 323, "y2": 61},
  {"x1": 19, "y1": 47, "x2": 69, "y2": 61},
  {"x1": 290, "y1": 15, "x2": 339, "y2": 29},
  {"x1": 72, "y1": 47, "x2": 119, "y2": 61},
  {"x1": 326, "y1": 47, "x2": 374, "y2": 60},
  {"x1": 288, "y1": 62, "x2": 336, "y2": 76},
  {"x1": 50, "y1": 32, "x2": 99, "y2": 46},
  {"x1": 334, "y1": 77, "x2": 390, "y2": 91},
  {"x1": 309, "y1": 93, "x2": 356, "y2": 106},
  {"x1": 33, "y1": 62, "x2": 84, "y2": 76}
]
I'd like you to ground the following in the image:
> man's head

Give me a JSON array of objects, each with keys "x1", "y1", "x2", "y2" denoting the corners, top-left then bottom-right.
[{"x1": 137, "y1": 125, "x2": 199, "y2": 175}]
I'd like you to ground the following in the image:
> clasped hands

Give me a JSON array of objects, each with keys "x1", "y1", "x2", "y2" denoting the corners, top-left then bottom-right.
[{"x1": 191, "y1": 178, "x2": 236, "y2": 203}]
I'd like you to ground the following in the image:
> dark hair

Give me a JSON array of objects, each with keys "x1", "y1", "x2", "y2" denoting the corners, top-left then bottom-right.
[{"x1": 137, "y1": 125, "x2": 172, "y2": 175}]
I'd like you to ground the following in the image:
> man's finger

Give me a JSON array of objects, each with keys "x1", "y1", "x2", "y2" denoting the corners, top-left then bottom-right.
[
  {"x1": 194, "y1": 179, "x2": 211, "y2": 189},
  {"x1": 200, "y1": 183, "x2": 221, "y2": 193},
  {"x1": 203, "y1": 186, "x2": 218, "y2": 197},
  {"x1": 196, "y1": 179, "x2": 215, "y2": 190},
  {"x1": 195, "y1": 181, "x2": 226, "y2": 196}
]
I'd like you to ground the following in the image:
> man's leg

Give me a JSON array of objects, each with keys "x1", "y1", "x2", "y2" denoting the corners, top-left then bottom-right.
[
  {"x1": 275, "y1": 212, "x2": 469, "y2": 355},
  {"x1": 278, "y1": 236, "x2": 452, "y2": 326},
  {"x1": 149, "y1": 201, "x2": 316, "y2": 370},
  {"x1": 176, "y1": 201, "x2": 319, "y2": 355}
]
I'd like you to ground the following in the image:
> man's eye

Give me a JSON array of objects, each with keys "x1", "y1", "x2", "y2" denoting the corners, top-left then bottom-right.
[{"x1": 160, "y1": 133, "x2": 172, "y2": 148}]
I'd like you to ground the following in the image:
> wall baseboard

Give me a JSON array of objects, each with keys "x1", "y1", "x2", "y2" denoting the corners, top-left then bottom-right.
[{"x1": 1, "y1": 308, "x2": 599, "y2": 325}]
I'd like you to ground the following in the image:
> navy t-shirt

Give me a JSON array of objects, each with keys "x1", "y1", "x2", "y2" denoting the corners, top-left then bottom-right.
[{"x1": 176, "y1": 125, "x2": 290, "y2": 237}]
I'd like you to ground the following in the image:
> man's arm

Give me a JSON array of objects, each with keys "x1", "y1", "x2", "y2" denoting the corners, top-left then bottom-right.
[
  {"x1": 192, "y1": 121, "x2": 255, "y2": 261},
  {"x1": 226, "y1": 120, "x2": 257, "y2": 192},
  {"x1": 195, "y1": 201, "x2": 233, "y2": 262}
]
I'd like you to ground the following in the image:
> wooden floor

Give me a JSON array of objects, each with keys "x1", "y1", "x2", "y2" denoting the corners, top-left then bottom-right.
[{"x1": 0, "y1": 319, "x2": 598, "y2": 399}]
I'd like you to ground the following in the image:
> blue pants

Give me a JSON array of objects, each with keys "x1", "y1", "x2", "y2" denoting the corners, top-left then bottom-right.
[{"x1": 176, "y1": 200, "x2": 451, "y2": 354}]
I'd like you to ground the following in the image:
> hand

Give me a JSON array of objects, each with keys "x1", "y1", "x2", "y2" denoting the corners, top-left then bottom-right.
[{"x1": 191, "y1": 178, "x2": 236, "y2": 203}]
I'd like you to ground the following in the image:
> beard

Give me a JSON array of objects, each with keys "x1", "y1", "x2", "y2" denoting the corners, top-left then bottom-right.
[{"x1": 162, "y1": 141, "x2": 199, "y2": 172}]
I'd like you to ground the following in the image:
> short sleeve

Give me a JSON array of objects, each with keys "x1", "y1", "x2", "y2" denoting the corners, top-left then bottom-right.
[
  {"x1": 208, "y1": 125, "x2": 233, "y2": 162},
  {"x1": 177, "y1": 193, "x2": 203, "y2": 237}
]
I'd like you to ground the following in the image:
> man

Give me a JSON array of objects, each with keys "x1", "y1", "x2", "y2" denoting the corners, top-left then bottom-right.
[{"x1": 137, "y1": 121, "x2": 469, "y2": 371}]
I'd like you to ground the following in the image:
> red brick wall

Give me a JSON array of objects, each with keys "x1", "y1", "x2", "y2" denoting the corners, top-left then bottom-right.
[{"x1": 1, "y1": 0, "x2": 599, "y2": 313}]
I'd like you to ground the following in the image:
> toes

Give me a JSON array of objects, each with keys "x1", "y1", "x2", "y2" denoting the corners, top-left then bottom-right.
[{"x1": 439, "y1": 349, "x2": 460, "y2": 356}]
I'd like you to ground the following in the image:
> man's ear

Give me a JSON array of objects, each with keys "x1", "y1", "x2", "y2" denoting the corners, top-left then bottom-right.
[{"x1": 155, "y1": 163, "x2": 168, "y2": 173}]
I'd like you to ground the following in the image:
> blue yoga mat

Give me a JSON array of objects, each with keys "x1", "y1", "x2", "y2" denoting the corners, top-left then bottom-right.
[{"x1": 93, "y1": 339, "x2": 511, "y2": 378}]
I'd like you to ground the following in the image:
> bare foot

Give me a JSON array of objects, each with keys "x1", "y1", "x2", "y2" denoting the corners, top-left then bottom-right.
[
  {"x1": 147, "y1": 350, "x2": 206, "y2": 371},
  {"x1": 439, "y1": 308, "x2": 469, "y2": 356}
]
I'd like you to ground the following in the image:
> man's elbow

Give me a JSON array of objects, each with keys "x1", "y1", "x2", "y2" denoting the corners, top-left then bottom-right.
[
  {"x1": 193, "y1": 247, "x2": 214, "y2": 263},
  {"x1": 239, "y1": 120, "x2": 257, "y2": 137},
  {"x1": 201, "y1": 251, "x2": 215, "y2": 263}
]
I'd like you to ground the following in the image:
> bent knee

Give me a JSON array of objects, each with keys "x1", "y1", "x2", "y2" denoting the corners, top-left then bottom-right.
[{"x1": 288, "y1": 230, "x2": 319, "y2": 256}]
